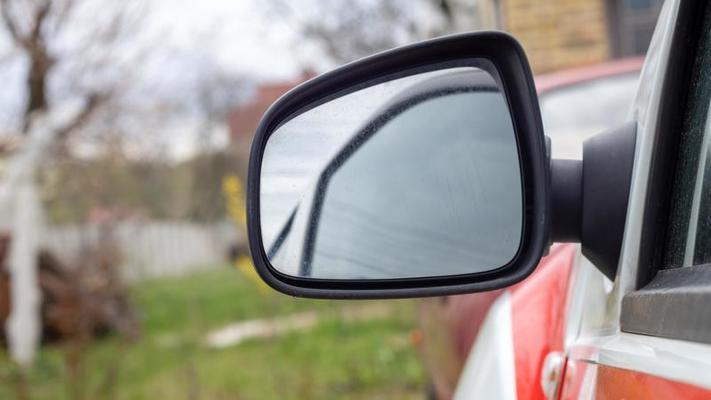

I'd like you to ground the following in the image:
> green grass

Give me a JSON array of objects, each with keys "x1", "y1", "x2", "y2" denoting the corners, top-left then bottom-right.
[
  {"x1": 131, "y1": 263, "x2": 350, "y2": 334},
  {"x1": 0, "y1": 265, "x2": 425, "y2": 400}
]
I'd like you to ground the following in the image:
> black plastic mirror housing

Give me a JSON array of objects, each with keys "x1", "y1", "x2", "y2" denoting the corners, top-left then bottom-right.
[{"x1": 247, "y1": 31, "x2": 550, "y2": 298}]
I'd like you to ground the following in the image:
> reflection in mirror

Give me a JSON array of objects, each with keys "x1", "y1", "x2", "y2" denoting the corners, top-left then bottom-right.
[{"x1": 261, "y1": 65, "x2": 522, "y2": 280}]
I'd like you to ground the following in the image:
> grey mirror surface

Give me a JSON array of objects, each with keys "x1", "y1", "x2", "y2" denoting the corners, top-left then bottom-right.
[{"x1": 260, "y1": 66, "x2": 523, "y2": 280}]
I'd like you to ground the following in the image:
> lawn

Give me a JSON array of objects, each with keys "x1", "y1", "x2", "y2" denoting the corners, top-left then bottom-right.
[{"x1": 0, "y1": 265, "x2": 425, "y2": 400}]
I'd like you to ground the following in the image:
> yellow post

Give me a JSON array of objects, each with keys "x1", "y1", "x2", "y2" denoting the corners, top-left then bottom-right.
[{"x1": 222, "y1": 175, "x2": 268, "y2": 292}]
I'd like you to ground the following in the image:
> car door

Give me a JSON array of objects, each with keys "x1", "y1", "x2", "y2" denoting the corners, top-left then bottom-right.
[
  {"x1": 560, "y1": 0, "x2": 711, "y2": 397},
  {"x1": 418, "y1": 65, "x2": 641, "y2": 400}
]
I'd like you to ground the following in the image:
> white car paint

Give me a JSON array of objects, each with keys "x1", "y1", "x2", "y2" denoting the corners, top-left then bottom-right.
[
  {"x1": 454, "y1": 291, "x2": 517, "y2": 400},
  {"x1": 454, "y1": 0, "x2": 711, "y2": 396},
  {"x1": 559, "y1": 0, "x2": 711, "y2": 393}
]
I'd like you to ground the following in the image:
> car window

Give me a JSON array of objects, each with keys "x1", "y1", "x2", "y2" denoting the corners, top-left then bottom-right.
[
  {"x1": 540, "y1": 73, "x2": 639, "y2": 159},
  {"x1": 664, "y1": 13, "x2": 711, "y2": 268}
]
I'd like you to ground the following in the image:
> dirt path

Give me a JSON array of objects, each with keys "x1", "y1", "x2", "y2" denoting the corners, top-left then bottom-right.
[{"x1": 204, "y1": 303, "x2": 392, "y2": 348}]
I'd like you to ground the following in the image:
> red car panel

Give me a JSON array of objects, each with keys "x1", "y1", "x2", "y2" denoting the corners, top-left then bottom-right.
[
  {"x1": 417, "y1": 58, "x2": 644, "y2": 400},
  {"x1": 510, "y1": 244, "x2": 576, "y2": 400},
  {"x1": 560, "y1": 362, "x2": 711, "y2": 400}
]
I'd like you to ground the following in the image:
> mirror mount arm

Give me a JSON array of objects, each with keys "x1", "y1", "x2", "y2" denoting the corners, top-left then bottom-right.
[
  {"x1": 550, "y1": 158, "x2": 583, "y2": 243},
  {"x1": 550, "y1": 122, "x2": 637, "y2": 280}
]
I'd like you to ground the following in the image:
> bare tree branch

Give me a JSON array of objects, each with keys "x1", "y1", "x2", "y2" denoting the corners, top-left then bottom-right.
[
  {"x1": 0, "y1": 0, "x2": 149, "y2": 136},
  {"x1": 27, "y1": 1, "x2": 50, "y2": 47},
  {"x1": 265, "y1": 0, "x2": 469, "y2": 64},
  {"x1": 48, "y1": 0, "x2": 75, "y2": 35},
  {"x1": 435, "y1": 0, "x2": 455, "y2": 26},
  {"x1": 55, "y1": 91, "x2": 110, "y2": 139},
  {"x1": 22, "y1": 3, "x2": 54, "y2": 130},
  {"x1": 0, "y1": 0, "x2": 24, "y2": 45}
]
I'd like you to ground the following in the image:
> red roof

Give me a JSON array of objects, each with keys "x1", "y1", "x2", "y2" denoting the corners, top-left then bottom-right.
[{"x1": 229, "y1": 72, "x2": 316, "y2": 141}]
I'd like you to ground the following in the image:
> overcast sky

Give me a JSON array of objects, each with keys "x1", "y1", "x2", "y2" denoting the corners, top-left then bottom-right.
[
  {"x1": 0, "y1": 0, "x2": 328, "y2": 158},
  {"x1": 149, "y1": 0, "x2": 320, "y2": 80}
]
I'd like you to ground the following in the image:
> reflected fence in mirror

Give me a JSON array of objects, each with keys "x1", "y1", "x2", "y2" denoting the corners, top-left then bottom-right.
[{"x1": 259, "y1": 64, "x2": 523, "y2": 280}]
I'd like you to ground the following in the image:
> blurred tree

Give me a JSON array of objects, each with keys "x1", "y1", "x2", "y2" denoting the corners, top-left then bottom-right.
[
  {"x1": 188, "y1": 64, "x2": 252, "y2": 222},
  {"x1": 0, "y1": 0, "x2": 253, "y2": 374},
  {"x1": 39, "y1": 62, "x2": 252, "y2": 224},
  {"x1": 0, "y1": 0, "x2": 252, "y2": 220},
  {"x1": 264, "y1": 0, "x2": 476, "y2": 64},
  {"x1": 0, "y1": 0, "x2": 150, "y2": 369},
  {"x1": 0, "y1": 0, "x2": 149, "y2": 136}
]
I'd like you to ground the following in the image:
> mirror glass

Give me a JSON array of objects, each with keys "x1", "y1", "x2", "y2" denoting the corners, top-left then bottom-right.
[{"x1": 260, "y1": 65, "x2": 522, "y2": 280}]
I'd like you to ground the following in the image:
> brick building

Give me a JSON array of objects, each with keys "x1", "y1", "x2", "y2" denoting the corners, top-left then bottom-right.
[
  {"x1": 474, "y1": 0, "x2": 663, "y2": 73},
  {"x1": 229, "y1": 1, "x2": 663, "y2": 143}
]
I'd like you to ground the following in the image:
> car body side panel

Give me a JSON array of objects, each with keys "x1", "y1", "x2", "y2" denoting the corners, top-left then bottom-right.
[
  {"x1": 451, "y1": 244, "x2": 576, "y2": 400},
  {"x1": 417, "y1": 290, "x2": 502, "y2": 399},
  {"x1": 453, "y1": 292, "x2": 517, "y2": 400},
  {"x1": 593, "y1": 365, "x2": 711, "y2": 399},
  {"x1": 510, "y1": 243, "x2": 576, "y2": 400},
  {"x1": 561, "y1": 361, "x2": 711, "y2": 400},
  {"x1": 562, "y1": 1, "x2": 711, "y2": 397},
  {"x1": 419, "y1": 60, "x2": 642, "y2": 398},
  {"x1": 452, "y1": 1, "x2": 711, "y2": 398}
]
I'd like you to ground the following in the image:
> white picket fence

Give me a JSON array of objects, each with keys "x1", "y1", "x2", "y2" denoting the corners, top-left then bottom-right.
[{"x1": 42, "y1": 220, "x2": 241, "y2": 282}]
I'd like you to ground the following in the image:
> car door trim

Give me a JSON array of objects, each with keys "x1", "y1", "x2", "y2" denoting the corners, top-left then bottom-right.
[
  {"x1": 620, "y1": 0, "x2": 711, "y2": 342},
  {"x1": 569, "y1": 332, "x2": 711, "y2": 391}
]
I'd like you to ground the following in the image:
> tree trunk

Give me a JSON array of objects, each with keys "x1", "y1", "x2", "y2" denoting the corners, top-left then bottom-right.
[
  {"x1": 6, "y1": 182, "x2": 43, "y2": 367},
  {"x1": 1, "y1": 115, "x2": 57, "y2": 367}
]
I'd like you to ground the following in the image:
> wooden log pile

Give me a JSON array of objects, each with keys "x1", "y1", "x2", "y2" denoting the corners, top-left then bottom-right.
[{"x1": 0, "y1": 233, "x2": 139, "y2": 345}]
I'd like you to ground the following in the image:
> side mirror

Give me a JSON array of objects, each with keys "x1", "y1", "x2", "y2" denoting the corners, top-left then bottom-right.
[{"x1": 247, "y1": 32, "x2": 550, "y2": 298}]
